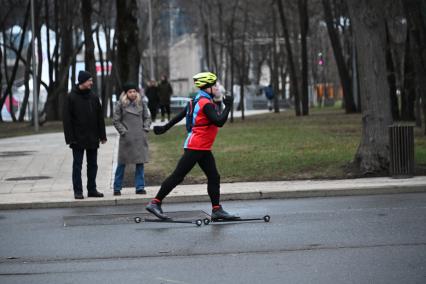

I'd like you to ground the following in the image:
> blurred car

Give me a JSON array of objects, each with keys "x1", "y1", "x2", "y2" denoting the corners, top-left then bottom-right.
[{"x1": 170, "y1": 96, "x2": 191, "y2": 112}]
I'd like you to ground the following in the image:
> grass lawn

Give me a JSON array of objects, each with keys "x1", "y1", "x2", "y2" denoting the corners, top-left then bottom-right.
[{"x1": 142, "y1": 108, "x2": 426, "y2": 186}]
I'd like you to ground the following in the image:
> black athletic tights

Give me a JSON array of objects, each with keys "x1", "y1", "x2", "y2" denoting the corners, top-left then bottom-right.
[{"x1": 155, "y1": 149, "x2": 220, "y2": 206}]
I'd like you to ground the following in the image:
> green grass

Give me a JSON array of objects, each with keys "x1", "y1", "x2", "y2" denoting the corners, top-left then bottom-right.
[{"x1": 144, "y1": 108, "x2": 426, "y2": 186}]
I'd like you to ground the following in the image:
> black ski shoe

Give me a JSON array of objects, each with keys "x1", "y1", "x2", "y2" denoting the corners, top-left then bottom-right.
[
  {"x1": 211, "y1": 205, "x2": 240, "y2": 221},
  {"x1": 74, "y1": 193, "x2": 84, "y2": 200},
  {"x1": 88, "y1": 191, "x2": 104, "y2": 198},
  {"x1": 146, "y1": 200, "x2": 169, "y2": 220}
]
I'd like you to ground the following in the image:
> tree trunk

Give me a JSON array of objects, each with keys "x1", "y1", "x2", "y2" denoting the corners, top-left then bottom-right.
[
  {"x1": 384, "y1": 0, "x2": 408, "y2": 122},
  {"x1": 116, "y1": 0, "x2": 140, "y2": 86},
  {"x1": 298, "y1": 0, "x2": 309, "y2": 115},
  {"x1": 81, "y1": 0, "x2": 97, "y2": 86},
  {"x1": 322, "y1": 0, "x2": 356, "y2": 113},
  {"x1": 226, "y1": 0, "x2": 239, "y2": 123},
  {"x1": 45, "y1": 0, "x2": 53, "y2": 84},
  {"x1": 35, "y1": 2, "x2": 43, "y2": 123},
  {"x1": 346, "y1": 0, "x2": 392, "y2": 175},
  {"x1": 403, "y1": 0, "x2": 426, "y2": 134},
  {"x1": 95, "y1": 26, "x2": 107, "y2": 115},
  {"x1": 276, "y1": 0, "x2": 301, "y2": 116},
  {"x1": 53, "y1": 0, "x2": 60, "y2": 82},
  {"x1": 19, "y1": 42, "x2": 33, "y2": 121},
  {"x1": 229, "y1": 35, "x2": 234, "y2": 123},
  {"x1": 271, "y1": 7, "x2": 280, "y2": 113},
  {"x1": 238, "y1": 5, "x2": 248, "y2": 120},
  {"x1": 105, "y1": 25, "x2": 116, "y2": 118},
  {"x1": 217, "y1": 1, "x2": 225, "y2": 81},
  {"x1": 352, "y1": 40, "x2": 362, "y2": 111}
]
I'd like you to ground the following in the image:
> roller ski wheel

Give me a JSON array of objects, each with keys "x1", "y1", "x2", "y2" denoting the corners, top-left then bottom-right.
[{"x1": 263, "y1": 215, "x2": 271, "y2": 222}]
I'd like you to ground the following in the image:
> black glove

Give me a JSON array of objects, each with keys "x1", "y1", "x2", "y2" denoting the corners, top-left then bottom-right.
[
  {"x1": 153, "y1": 125, "x2": 167, "y2": 135},
  {"x1": 223, "y1": 95, "x2": 234, "y2": 107}
]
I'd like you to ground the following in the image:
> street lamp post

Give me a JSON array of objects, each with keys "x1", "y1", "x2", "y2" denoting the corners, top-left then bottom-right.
[{"x1": 31, "y1": 0, "x2": 39, "y2": 132}]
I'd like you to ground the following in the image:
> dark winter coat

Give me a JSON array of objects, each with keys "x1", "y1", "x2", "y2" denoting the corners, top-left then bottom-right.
[
  {"x1": 62, "y1": 86, "x2": 107, "y2": 149},
  {"x1": 113, "y1": 98, "x2": 151, "y2": 164},
  {"x1": 157, "y1": 80, "x2": 173, "y2": 105},
  {"x1": 145, "y1": 85, "x2": 159, "y2": 109}
]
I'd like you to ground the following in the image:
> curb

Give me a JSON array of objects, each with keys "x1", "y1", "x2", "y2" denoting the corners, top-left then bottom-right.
[{"x1": 0, "y1": 184, "x2": 425, "y2": 210}]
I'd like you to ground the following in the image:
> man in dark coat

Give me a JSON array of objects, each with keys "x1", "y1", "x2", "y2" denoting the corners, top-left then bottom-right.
[
  {"x1": 157, "y1": 75, "x2": 173, "y2": 122},
  {"x1": 62, "y1": 70, "x2": 107, "y2": 199},
  {"x1": 145, "y1": 80, "x2": 159, "y2": 121}
]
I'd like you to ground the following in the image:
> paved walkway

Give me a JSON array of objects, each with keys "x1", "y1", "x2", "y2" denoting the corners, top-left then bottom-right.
[{"x1": 0, "y1": 109, "x2": 425, "y2": 209}]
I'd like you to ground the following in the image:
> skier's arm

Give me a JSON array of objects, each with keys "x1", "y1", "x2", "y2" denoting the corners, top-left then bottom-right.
[
  {"x1": 153, "y1": 108, "x2": 186, "y2": 135},
  {"x1": 203, "y1": 95, "x2": 234, "y2": 127}
]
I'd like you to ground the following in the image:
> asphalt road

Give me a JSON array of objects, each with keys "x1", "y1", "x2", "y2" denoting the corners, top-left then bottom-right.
[{"x1": 0, "y1": 193, "x2": 425, "y2": 284}]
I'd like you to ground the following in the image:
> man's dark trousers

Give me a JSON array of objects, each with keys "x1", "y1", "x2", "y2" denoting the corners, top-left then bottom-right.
[{"x1": 72, "y1": 147, "x2": 98, "y2": 194}]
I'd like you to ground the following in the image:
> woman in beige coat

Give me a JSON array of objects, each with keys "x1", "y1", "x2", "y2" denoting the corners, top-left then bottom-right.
[{"x1": 113, "y1": 83, "x2": 151, "y2": 195}]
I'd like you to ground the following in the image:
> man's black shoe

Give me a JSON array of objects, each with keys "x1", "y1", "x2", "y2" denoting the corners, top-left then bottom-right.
[
  {"x1": 113, "y1": 191, "x2": 121, "y2": 196},
  {"x1": 88, "y1": 191, "x2": 104, "y2": 198},
  {"x1": 145, "y1": 200, "x2": 168, "y2": 219},
  {"x1": 136, "y1": 189, "x2": 147, "y2": 194},
  {"x1": 211, "y1": 205, "x2": 239, "y2": 220},
  {"x1": 74, "y1": 193, "x2": 84, "y2": 200}
]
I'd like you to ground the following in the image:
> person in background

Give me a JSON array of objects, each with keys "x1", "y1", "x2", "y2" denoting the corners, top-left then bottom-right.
[
  {"x1": 157, "y1": 75, "x2": 173, "y2": 122},
  {"x1": 113, "y1": 83, "x2": 151, "y2": 196},
  {"x1": 63, "y1": 70, "x2": 107, "y2": 200},
  {"x1": 264, "y1": 84, "x2": 274, "y2": 111},
  {"x1": 145, "y1": 72, "x2": 238, "y2": 221},
  {"x1": 145, "y1": 80, "x2": 159, "y2": 122}
]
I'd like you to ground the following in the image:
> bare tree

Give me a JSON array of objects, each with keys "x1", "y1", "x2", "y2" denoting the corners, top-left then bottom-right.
[
  {"x1": 19, "y1": 0, "x2": 45, "y2": 122},
  {"x1": 95, "y1": 26, "x2": 107, "y2": 115},
  {"x1": 81, "y1": 0, "x2": 97, "y2": 85},
  {"x1": 96, "y1": 0, "x2": 117, "y2": 117},
  {"x1": 346, "y1": 0, "x2": 392, "y2": 175},
  {"x1": 403, "y1": 0, "x2": 426, "y2": 134},
  {"x1": 43, "y1": 0, "x2": 80, "y2": 120},
  {"x1": 298, "y1": 0, "x2": 309, "y2": 115},
  {"x1": 322, "y1": 0, "x2": 357, "y2": 113},
  {"x1": 276, "y1": 0, "x2": 301, "y2": 116},
  {"x1": 116, "y1": 0, "x2": 140, "y2": 86},
  {"x1": 271, "y1": 5, "x2": 280, "y2": 113},
  {"x1": 19, "y1": 40, "x2": 32, "y2": 121},
  {"x1": 0, "y1": 1, "x2": 30, "y2": 121}
]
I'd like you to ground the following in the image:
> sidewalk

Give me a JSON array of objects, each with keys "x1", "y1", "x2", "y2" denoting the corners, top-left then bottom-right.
[{"x1": 1, "y1": 109, "x2": 425, "y2": 210}]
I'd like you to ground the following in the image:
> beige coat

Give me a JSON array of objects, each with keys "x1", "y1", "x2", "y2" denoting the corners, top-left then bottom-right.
[{"x1": 113, "y1": 99, "x2": 151, "y2": 164}]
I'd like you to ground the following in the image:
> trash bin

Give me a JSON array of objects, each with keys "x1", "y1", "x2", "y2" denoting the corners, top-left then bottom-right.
[{"x1": 389, "y1": 124, "x2": 415, "y2": 178}]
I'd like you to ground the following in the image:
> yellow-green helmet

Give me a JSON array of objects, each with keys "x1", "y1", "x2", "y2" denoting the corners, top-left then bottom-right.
[{"x1": 193, "y1": 72, "x2": 217, "y2": 89}]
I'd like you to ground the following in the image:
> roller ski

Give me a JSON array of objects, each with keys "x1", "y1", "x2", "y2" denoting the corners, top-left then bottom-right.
[
  {"x1": 203, "y1": 205, "x2": 271, "y2": 225},
  {"x1": 134, "y1": 216, "x2": 203, "y2": 227},
  {"x1": 138, "y1": 200, "x2": 203, "y2": 227}
]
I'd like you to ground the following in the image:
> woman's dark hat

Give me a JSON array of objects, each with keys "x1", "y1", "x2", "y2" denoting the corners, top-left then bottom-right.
[{"x1": 123, "y1": 82, "x2": 138, "y2": 93}]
